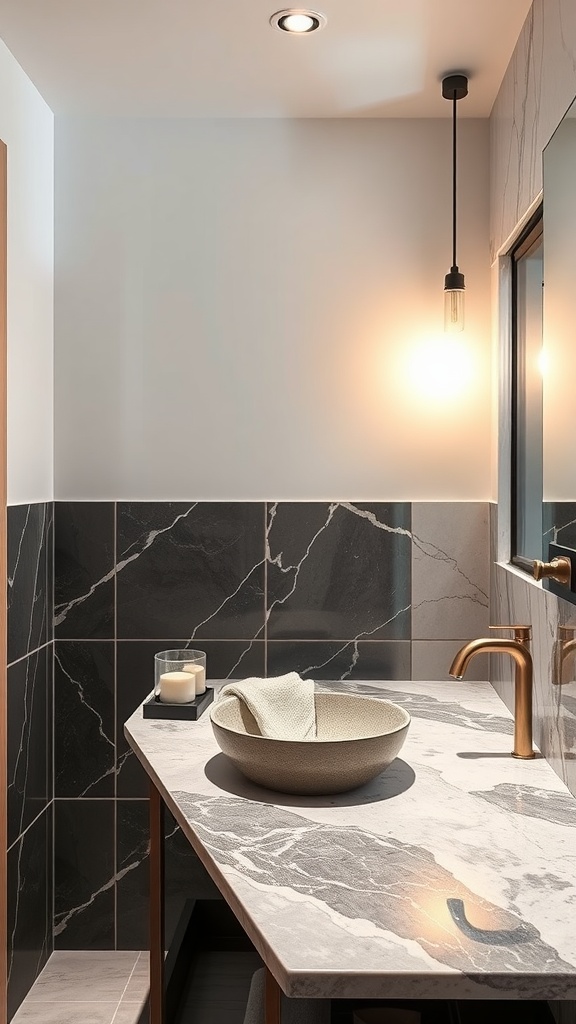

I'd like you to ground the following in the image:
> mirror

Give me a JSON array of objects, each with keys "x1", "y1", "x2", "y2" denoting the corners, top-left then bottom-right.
[{"x1": 541, "y1": 97, "x2": 576, "y2": 592}]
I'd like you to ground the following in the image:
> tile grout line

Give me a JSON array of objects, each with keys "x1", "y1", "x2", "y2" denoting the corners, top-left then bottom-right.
[
  {"x1": 7, "y1": 803, "x2": 50, "y2": 855},
  {"x1": 7, "y1": 638, "x2": 53, "y2": 670},
  {"x1": 110, "y1": 951, "x2": 141, "y2": 1023},
  {"x1": 56, "y1": 637, "x2": 413, "y2": 644},
  {"x1": 53, "y1": 796, "x2": 147, "y2": 801}
]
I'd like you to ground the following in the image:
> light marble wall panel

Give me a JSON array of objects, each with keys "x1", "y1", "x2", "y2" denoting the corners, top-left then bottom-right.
[
  {"x1": 491, "y1": 560, "x2": 576, "y2": 798},
  {"x1": 412, "y1": 641, "x2": 488, "y2": 682},
  {"x1": 411, "y1": 503, "x2": 489, "y2": 641},
  {"x1": 492, "y1": 8, "x2": 576, "y2": 1015},
  {"x1": 490, "y1": 0, "x2": 576, "y2": 258}
]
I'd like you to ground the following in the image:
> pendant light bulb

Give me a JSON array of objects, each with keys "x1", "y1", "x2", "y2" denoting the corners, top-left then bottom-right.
[
  {"x1": 441, "y1": 73, "x2": 468, "y2": 334},
  {"x1": 444, "y1": 267, "x2": 465, "y2": 333}
]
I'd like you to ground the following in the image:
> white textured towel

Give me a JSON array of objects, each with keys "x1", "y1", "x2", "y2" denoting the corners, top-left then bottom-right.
[{"x1": 219, "y1": 672, "x2": 316, "y2": 740}]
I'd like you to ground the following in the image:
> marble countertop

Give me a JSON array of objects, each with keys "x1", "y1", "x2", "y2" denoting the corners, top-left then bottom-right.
[{"x1": 124, "y1": 679, "x2": 576, "y2": 1001}]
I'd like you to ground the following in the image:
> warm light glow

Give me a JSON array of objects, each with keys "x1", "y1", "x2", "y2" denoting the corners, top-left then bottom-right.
[
  {"x1": 401, "y1": 333, "x2": 475, "y2": 404},
  {"x1": 281, "y1": 13, "x2": 315, "y2": 31},
  {"x1": 537, "y1": 346, "x2": 549, "y2": 377}
]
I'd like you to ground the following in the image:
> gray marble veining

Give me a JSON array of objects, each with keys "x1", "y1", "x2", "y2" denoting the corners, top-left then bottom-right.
[
  {"x1": 411, "y1": 504, "x2": 489, "y2": 641},
  {"x1": 124, "y1": 679, "x2": 576, "y2": 1001}
]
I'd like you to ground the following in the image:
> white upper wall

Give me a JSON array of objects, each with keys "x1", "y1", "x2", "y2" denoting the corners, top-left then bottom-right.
[
  {"x1": 55, "y1": 117, "x2": 490, "y2": 501},
  {"x1": 0, "y1": 40, "x2": 54, "y2": 505}
]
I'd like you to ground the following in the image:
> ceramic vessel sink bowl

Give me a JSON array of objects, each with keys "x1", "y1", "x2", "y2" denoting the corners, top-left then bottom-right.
[{"x1": 209, "y1": 692, "x2": 410, "y2": 795}]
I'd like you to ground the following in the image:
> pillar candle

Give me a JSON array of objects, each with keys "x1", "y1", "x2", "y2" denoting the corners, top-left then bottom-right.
[
  {"x1": 183, "y1": 662, "x2": 206, "y2": 695},
  {"x1": 158, "y1": 670, "x2": 196, "y2": 704}
]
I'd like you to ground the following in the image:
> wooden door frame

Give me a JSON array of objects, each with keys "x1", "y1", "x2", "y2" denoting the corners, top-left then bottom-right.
[{"x1": 0, "y1": 139, "x2": 8, "y2": 1024}]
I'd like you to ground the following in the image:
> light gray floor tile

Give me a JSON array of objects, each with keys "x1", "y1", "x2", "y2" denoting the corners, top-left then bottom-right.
[
  {"x1": 111, "y1": 1004, "x2": 146, "y2": 1024},
  {"x1": 26, "y1": 951, "x2": 139, "y2": 1002},
  {"x1": 12, "y1": 1003, "x2": 119, "y2": 1024},
  {"x1": 122, "y1": 957, "x2": 149, "y2": 1003}
]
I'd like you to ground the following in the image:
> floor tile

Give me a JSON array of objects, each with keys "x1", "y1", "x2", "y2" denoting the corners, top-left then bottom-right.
[
  {"x1": 120, "y1": 951, "x2": 149, "y2": 1002},
  {"x1": 12, "y1": 1003, "x2": 118, "y2": 1024},
  {"x1": 26, "y1": 950, "x2": 138, "y2": 1002},
  {"x1": 112, "y1": 1001, "x2": 148, "y2": 1024}
]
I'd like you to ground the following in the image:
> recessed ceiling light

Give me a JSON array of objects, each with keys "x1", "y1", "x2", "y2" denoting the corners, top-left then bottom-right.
[{"x1": 269, "y1": 9, "x2": 327, "y2": 34}]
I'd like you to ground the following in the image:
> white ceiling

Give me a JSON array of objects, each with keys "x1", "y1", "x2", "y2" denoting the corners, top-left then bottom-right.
[{"x1": 0, "y1": 0, "x2": 532, "y2": 117}]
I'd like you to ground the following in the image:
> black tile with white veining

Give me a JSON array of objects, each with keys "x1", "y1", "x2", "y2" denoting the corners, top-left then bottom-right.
[
  {"x1": 54, "y1": 641, "x2": 115, "y2": 797},
  {"x1": 54, "y1": 502, "x2": 115, "y2": 639},
  {"x1": 7, "y1": 647, "x2": 50, "y2": 848},
  {"x1": 116, "y1": 503, "x2": 265, "y2": 640},
  {"x1": 46, "y1": 502, "x2": 54, "y2": 644},
  {"x1": 116, "y1": 639, "x2": 265, "y2": 797},
  {"x1": 54, "y1": 799, "x2": 115, "y2": 949},
  {"x1": 8, "y1": 805, "x2": 52, "y2": 1021},
  {"x1": 8, "y1": 503, "x2": 50, "y2": 664},
  {"x1": 267, "y1": 502, "x2": 411, "y2": 641},
  {"x1": 543, "y1": 501, "x2": 576, "y2": 553},
  {"x1": 116, "y1": 801, "x2": 219, "y2": 949},
  {"x1": 164, "y1": 807, "x2": 220, "y2": 942},
  {"x1": 267, "y1": 641, "x2": 410, "y2": 680},
  {"x1": 115, "y1": 800, "x2": 148, "y2": 950},
  {"x1": 46, "y1": 646, "x2": 53, "y2": 810}
]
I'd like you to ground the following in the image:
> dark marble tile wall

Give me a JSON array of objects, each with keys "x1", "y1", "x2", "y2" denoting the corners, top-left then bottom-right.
[
  {"x1": 543, "y1": 502, "x2": 576, "y2": 553},
  {"x1": 53, "y1": 500, "x2": 489, "y2": 949},
  {"x1": 7, "y1": 503, "x2": 53, "y2": 1019}
]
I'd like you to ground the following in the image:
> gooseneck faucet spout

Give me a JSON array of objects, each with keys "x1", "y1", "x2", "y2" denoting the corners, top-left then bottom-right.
[{"x1": 449, "y1": 626, "x2": 534, "y2": 760}]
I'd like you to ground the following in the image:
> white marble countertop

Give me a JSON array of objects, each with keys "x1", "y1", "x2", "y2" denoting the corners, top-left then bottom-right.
[{"x1": 124, "y1": 679, "x2": 576, "y2": 1001}]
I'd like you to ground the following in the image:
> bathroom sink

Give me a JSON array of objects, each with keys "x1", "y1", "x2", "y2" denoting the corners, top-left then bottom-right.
[{"x1": 209, "y1": 692, "x2": 410, "y2": 795}]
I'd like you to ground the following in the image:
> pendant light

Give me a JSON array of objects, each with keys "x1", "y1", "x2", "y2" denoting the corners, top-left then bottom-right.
[{"x1": 442, "y1": 74, "x2": 468, "y2": 333}]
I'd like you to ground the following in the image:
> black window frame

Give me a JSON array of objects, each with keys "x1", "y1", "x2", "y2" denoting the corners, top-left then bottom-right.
[{"x1": 510, "y1": 207, "x2": 543, "y2": 575}]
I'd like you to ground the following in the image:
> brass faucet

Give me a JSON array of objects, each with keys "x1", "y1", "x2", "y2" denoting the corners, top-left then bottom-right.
[{"x1": 449, "y1": 626, "x2": 535, "y2": 760}]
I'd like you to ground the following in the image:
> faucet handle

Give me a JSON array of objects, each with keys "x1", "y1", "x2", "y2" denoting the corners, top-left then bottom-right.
[
  {"x1": 533, "y1": 557, "x2": 571, "y2": 586},
  {"x1": 489, "y1": 625, "x2": 532, "y2": 643}
]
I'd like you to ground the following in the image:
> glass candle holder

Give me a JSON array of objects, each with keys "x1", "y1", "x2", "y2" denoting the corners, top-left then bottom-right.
[{"x1": 154, "y1": 650, "x2": 207, "y2": 704}]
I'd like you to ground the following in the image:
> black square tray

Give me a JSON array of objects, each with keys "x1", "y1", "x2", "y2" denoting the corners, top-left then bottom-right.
[{"x1": 143, "y1": 686, "x2": 214, "y2": 721}]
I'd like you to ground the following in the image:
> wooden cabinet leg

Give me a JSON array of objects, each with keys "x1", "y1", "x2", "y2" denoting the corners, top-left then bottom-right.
[
  {"x1": 265, "y1": 968, "x2": 281, "y2": 1024},
  {"x1": 149, "y1": 782, "x2": 165, "y2": 1024}
]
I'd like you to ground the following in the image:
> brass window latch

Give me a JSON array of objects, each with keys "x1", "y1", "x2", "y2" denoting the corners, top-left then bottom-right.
[{"x1": 532, "y1": 556, "x2": 572, "y2": 586}]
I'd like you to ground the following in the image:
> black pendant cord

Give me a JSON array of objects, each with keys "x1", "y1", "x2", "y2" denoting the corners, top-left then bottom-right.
[{"x1": 452, "y1": 90, "x2": 457, "y2": 270}]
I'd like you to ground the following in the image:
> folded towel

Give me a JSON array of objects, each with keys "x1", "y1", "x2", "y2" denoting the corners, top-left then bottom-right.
[{"x1": 219, "y1": 672, "x2": 316, "y2": 740}]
